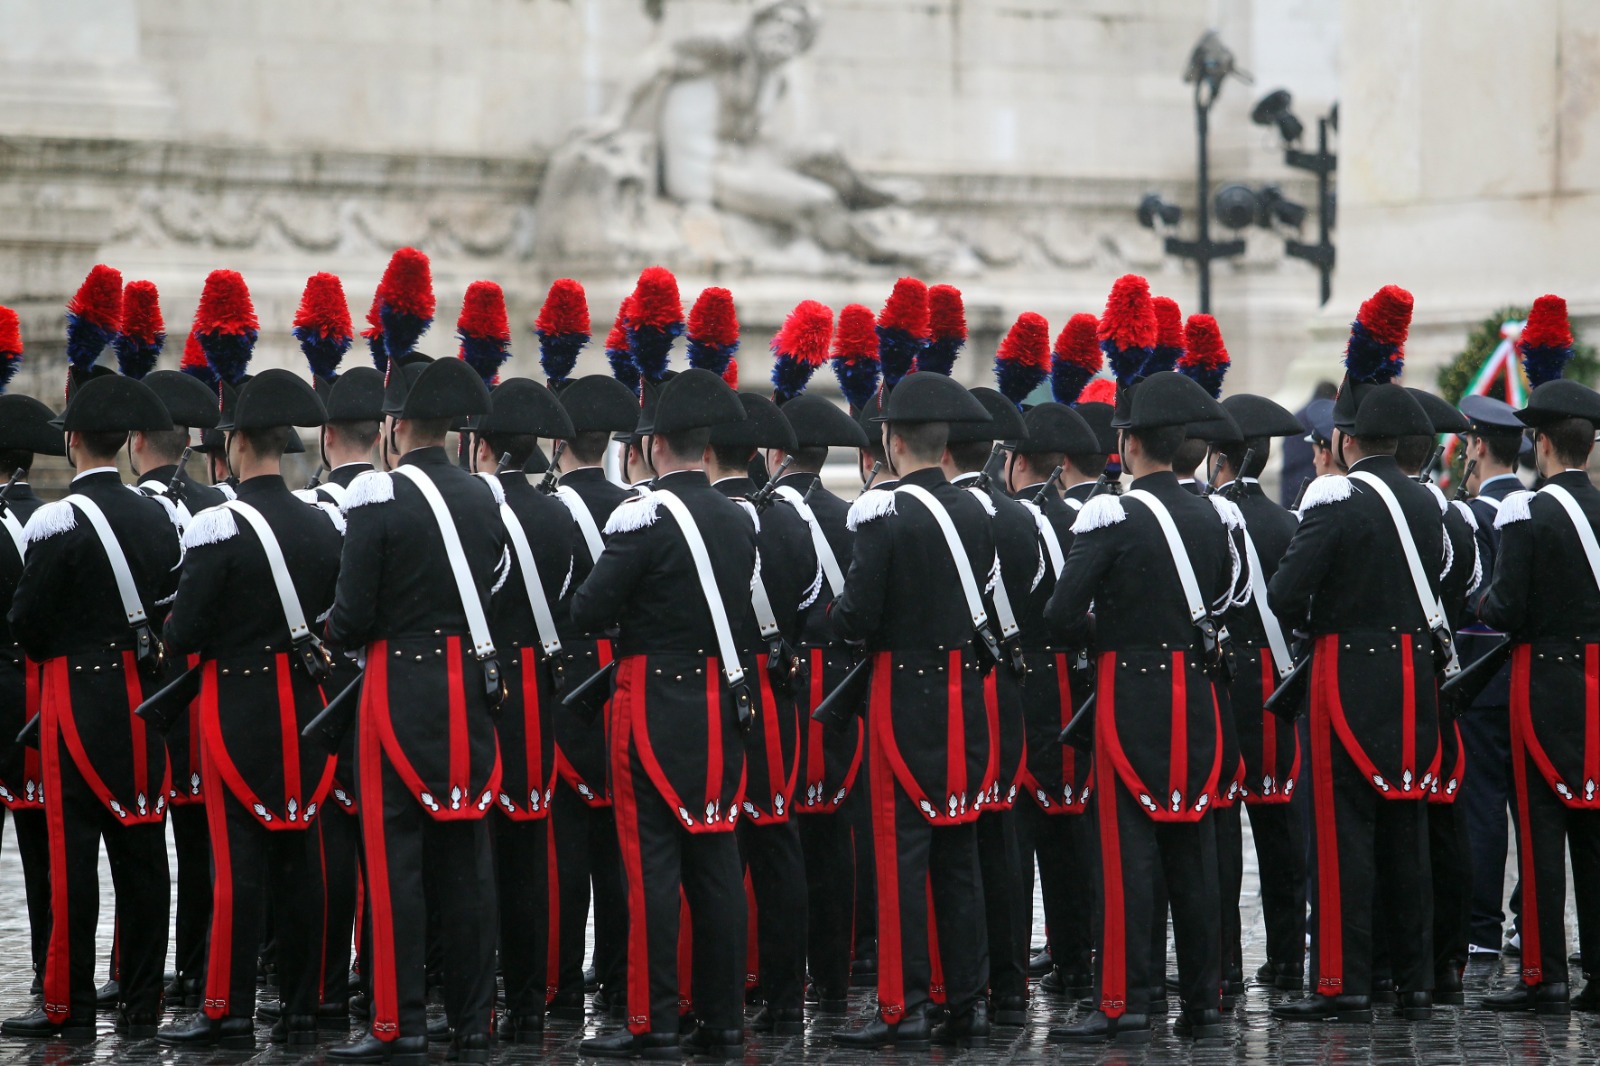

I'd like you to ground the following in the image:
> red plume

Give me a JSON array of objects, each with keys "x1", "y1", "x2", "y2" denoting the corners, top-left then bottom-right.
[
  {"x1": 535, "y1": 278, "x2": 590, "y2": 337},
  {"x1": 1355, "y1": 284, "x2": 1414, "y2": 347},
  {"x1": 688, "y1": 287, "x2": 740, "y2": 349},
  {"x1": 1098, "y1": 274, "x2": 1157, "y2": 353},
  {"x1": 997, "y1": 312, "x2": 1050, "y2": 369},
  {"x1": 120, "y1": 281, "x2": 164, "y2": 346},
  {"x1": 194, "y1": 270, "x2": 259, "y2": 335},
  {"x1": 375, "y1": 247, "x2": 435, "y2": 319},
  {"x1": 631, "y1": 266, "x2": 683, "y2": 330},
  {"x1": 928, "y1": 284, "x2": 966, "y2": 343},
  {"x1": 878, "y1": 277, "x2": 930, "y2": 337},
  {"x1": 294, "y1": 273, "x2": 353, "y2": 341},
  {"x1": 1054, "y1": 314, "x2": 1102, "y2": 371},
  {"x1": 67, "y1": 264, "x2": 123, "y2": 332},
  {"x1": 723, "y1": 359, "x2": 739, "y2": 389},
  {"x1": 457, "y1": 280, "x2": 511, "y2": 343},
  {"x1": 0, "y1": 307, "x2": 18, "y2": 357},
  {"x1": 770, "y1": 299, "x2": 834, "y2": 402},
  {"x1": 1521, "y1": 294, "x2": 1573, "y2": 352},
  {"x1": 1078, "y1": 378, "x2": 1117, "y2": 405},
  {"x1": 1152, "y1": 296, "x2": 1184, "y2": 350}
]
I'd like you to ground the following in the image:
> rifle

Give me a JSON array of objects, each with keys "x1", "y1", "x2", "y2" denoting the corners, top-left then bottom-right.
[
  {"x1": 1030, "y1": 465, "x2": 1064, "y2": 507},
  {"x1": 1262, "y1": 639, "x2": 1312, "y2": 720},
  {"x1": 166, "y1": 446, "x2": 192, "y2": 509},
  {"x1": 1201, "y1": 451, "x2": 1227, "y2": 496},
  {"x1": 749, "y1": 455, "x2": 794, "y2": 513},
  {"x1": 1053, "y1": 473, "x2": 1119, "y2": 749},
  {"x1": 560, "y1": 659, "x2": 617, "y2": 719},
  {"x1": 539, "y1": 441, "x2": 567, "y2": 494},
  {"x1": 1437, "y1": 636, "x2": 1512, "y2": 719},
  {"x1": 801, "y1": 474, "x2": 821, "y2": 505},
  {"x1": 304, "y1": 463, "x2": 325, "y2": 492},
  {"x1": 810, "y1": 654, "x2": 874, "y2": 729},
  {"x1": 494, "y1": 451, "x2": 513, "y2": 477},
  {"x1": 0, "y1": 467, "x2": 25, "y2": 520},
  {"x1": 134, "y1": 665, "x2": 203, "y2": 735},
  {"x1": 1224, "y1": 448, "x2": 1256, "y2": 502},
  {"x1": 972, "y1": 441, "x2": 1007, "y2": 493},
  {"x1": 1288, "y1": 476, "x2": 1312, "y2": 512},
  {"x1": 1419, "y1": 443, "x2": 1444, "y2": 484},
  {"x1": 859, "y1": 461, "x2": 883, "y2": 496},
  {"x1": 1455, "y1": 460, "x2": 1478, "y2": 503},
  {"x1": 300, "y1": 669, "x2": 366, "y2": 753}
]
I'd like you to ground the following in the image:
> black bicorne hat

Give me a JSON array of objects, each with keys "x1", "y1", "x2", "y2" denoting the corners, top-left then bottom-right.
[
  {"x1": 320, "y1": 366, "x2": 385, "y2": 423},
  {"x1": 708, "y1": 393, "x2": 797, "y2": 451},
  {"x1": 1516, "y1": 379, "x2": 1600, "y2": 429},
  {"x1": 1210, "y1": 394, "x2": 1304, "y2": 443},
  {"x1": 1458, "y1": 394, "x2": 1524, "y2": 437},
  {"x1": 640, "y1": 368, "x2": 745, "y2": 435},
  {"x1": 946, "y1": 387, "x2": 1027, "y2": 445},
  {"x1": 144, "y1": 370, "x2": 222, "y2": 430},
  {"x1": 781, "y1": 394, "x2": 868, "y2": 449},
  {"x1": 1405, "y1": 388, "x2": 1469, "y2": 435},
  {"x1": 382, "y1": 357, "x2": 491, "y2": 421},
  {"x1": 558, "y1": 375, "x2": 640, "y2": 434},
  {"x1": 0, "y1": 395, "x2": 67, "y2": 455},
  {"x1": 1014, "y1": 402, "x2": 1099, "y2": 456},
  {"x1": 61, "y1": 374, "x2": 173, "y2": 434},
  {"x1": 873, "y1": 373, "x2": 991, "y2": 425},
  {"x1": 475, "y1": 378, "x2": 576, "y2": 440},
  {"x1": 1111, "y1": 371, "x2": 1225, "y2": 431},
  {"x1": 226, "y1": 369, "x2": 328, "y2": 431},
  {"x1": 1075, "y1": 401, "x2": 1118, "y2": 454},
  {"x1": 1349, "y1": 383, "x2": 1433, "y2": 438}
]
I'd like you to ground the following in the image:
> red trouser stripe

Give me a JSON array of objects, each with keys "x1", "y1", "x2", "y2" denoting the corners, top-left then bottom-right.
[
  {"x1": 947, "y1": 650, "x2": 966, "y2": 808},
  {"x1": 1311, "y1": 638, "x2": 1343, "y2": 992},
  {"x1": 447, "y1": 641, "x2": 468, "y2": 805},
  {"x1": 1169, "y1": 652, "x2": 1188, "y2": 806},
  {"x1": 201, "y1": 663, "x2": 236, "y2": 1018},
  {"x1": 705, "y1": 662, "x2": 723, "y2": 818},
  {"x1": 1260, "y1": 656, "x2": 1277, "y2": 793},
  {"x1": 123, "y1": 651, "x2": 151, "y2": 813},
  {"x1": 278, "y1": 653, "x2": 302, "y2": 816},
  {"x1": 358, "y1": 645, "x2": 400, "y2": 1039},
  {"x1": 610, "y1": 658, "x2": 653, "y2": 1033},
  {"x1": 868, "y1": 657, "x2": 905, "y2": 1019},
  {"x1": 41, "y1": 660, "x2": 71, "y2": 1021},
  {"x1": 524, "y1": 648, "x2": 543, "y2": 806},
  {"x1": 1094, "y1": 658, "x2": 1127, "y2": 1017},
  {"x1": 1401, "y1": 636, "x2": 1416, "y2": 788},
  {"x1": 1510, "y1": 646, "x2": 1542, "y2": 983},
  {"x1": 1588, "y1": 646, "x2": 1599, "y2": 793}
]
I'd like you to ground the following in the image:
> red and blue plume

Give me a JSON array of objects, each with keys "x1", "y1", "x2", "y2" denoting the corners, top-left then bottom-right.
[
  {"x1": 456, "y1": 281, "x2": 512, "y2": 387},
  {"x1": 65, "y1": 264, "x2": 123, "y2": 374},
  {"x1": 114, "y1": 280, "x2": 164, "y2": 380},
  {"x1": 771, "y1": 300, "x2": 834, "y2": 402},
  {"x1": 1051, "y1": 313, "x2": 1102, "y2": 406},
  {"x1": 686, "y1": 287, "x2": 740, "y2": 377},
  {"x1": 1178, "y1": 314, "x2": 1230, "y2": 399},
  {"x1": 723, "y1": 359, "x2": 739, "y2": 389},
  {"x1": 374, "y1": 247, "x2": 435, "y2": 368},
  {"x1": 627, "y1": 266, "x2": 683, "y2": 385},
  {"x1": 1518, "y1": 294, "x2": 1573, "y2": 388},
  {"x1": 1145, "y1": 295, "x2": 1184, "y2": 375},
  {"x1": 1078, "y1": 377, "x2": 1117, "y2": 406},
  {"x1": 831, "y1": 303, "x2": 881, "y2": 411},
  {"x1": 194, "y1": 269, "x2": 259, "y2": 386},
  {"x1": 994, "y1": 312, "x2": 1050, "y2": 407},
  {"x1": 876, "y1": 277, "x2": 929, "y2": 389},
  {"x1": 180, "y1": 330, "x2": 218, "y2": 392},
  {"x1": 293, "y1": 272, "x2": 353, "y2": 382},
  {"x1": 1344, "y1": 284, "x2": 1412, "y2": 384},
  {"x1": 360, "y1": 291, "x2": 385, "y2": 372},
  {"x1": 606, "y1": 297, "x2": 640, "y2": 394},
  {"x1": 919, "y1": 284, "x2": 966, "y2": 376},
  {"x1": 0, "y1": 307, "x2": 22, "y2": 393},
  {"x1": 1098, "y1": 274, "x2": 1157, "y2": 387},
  {"x1": 534, "y1": 278, "x2": 590, "y2": 387}
]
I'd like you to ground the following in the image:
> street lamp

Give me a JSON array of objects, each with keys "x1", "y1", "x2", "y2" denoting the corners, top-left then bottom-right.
[{"x1": 1253, "y1": 89, "x2": 1338, "y2": 304}]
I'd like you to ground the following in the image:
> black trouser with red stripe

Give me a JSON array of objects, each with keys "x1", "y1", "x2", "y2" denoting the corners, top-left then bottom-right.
[
  {"x1": 202, "y1": 788, "x2": 325, "y2": 1019},
  {"x1": 44, "y1": 758, "x2": 169, "y2": 1019},
  {"x1": 798, "y1": 811, "x2": 855, "y2": 1000},
  {"x1": 361, "y1": 762, "x2": 497, "y2": 1041},
  {"x1": 1429, "y1": 800, "x2": 1470, "y2": 979},
  {"x1": 1245, "y1": 801, "x2": 1305, "y2": 976},
  {"x1": 871, "y1": 787, "x2": 988, "y2": 1021},
  {"x1": 1016, "y1": 803, "x2": 1097, "y2": 981},
  {"x1": 1511, "y1": 759, "x2": 1600, "y2": 987},
  {"x1": 1215, "y1": 803, "x2": 1244, "y2": 985},
  {"x1": 319, "y1": 803, "x2": 361, "y2": 1006},
  {"x1": 1095, "y1": 779, "x2": 1217, "y2": 1017},
  {"x1": 739, "y1": 818, "x2": 807, "y2": 1012},
  {"x1": 845, "y1": 773, "x2": 877, "y2": 967},
  {"x1": 613, "y1": 771, "x2": 746, "y2": 1035},
  {"x1": 1306, "y1": 740, "x2": 1432, "y2": 997},
  {"x1": 492, "y1": 814, "x2": 550, "y2": 1018},
  {"x1": 3, "y1": 808, "x2": 51, "y2": 982},
  {"x1": 976, "y1": 809, "x2": 1028, "y2": 1003},
  {"x1": 170, "y1": 803, "x2": 212, "y2": 989},
  {"x1": 550, "y1": 785, "x2": 627, "y2": 1002}
]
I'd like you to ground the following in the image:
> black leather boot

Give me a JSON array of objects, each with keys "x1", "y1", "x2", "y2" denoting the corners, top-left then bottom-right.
[
  {"x1": 579, "y1": 1027, "x2": 683, "y2": 1060},
  {"x1": 117, "y1": 1008, "x2": 160, "y2": 1039},
  {"x1": 990, "y1": 994, "x2": 1027, "y2": 1026},
  {"x1": 546, "y1": 990, "x2": 585, "y2": 1021},
  {"x1": 156, "y1": 1013, "x2": 254, "y2": 1049},
  {"x1": 1435, "y1": 966, "x2": 1465, "y2": 1005},
  {"x1": 2, "y1": 1008, "x2": 96, "y2": 1041},
  {"x1": 932, "y1": 1000, "x2": 990, "y2": 1047},
  {"x1": 1480, "y1": 982, "x2": 1570, "y2": 1014},
  {"x1": 328, "y1": 1032, "x2": 430, "y2": 1065},
  {"x1": 1173, "y1": 1007, "x2": 1225, "y2": 1040},
  {"x1": 832, "y1": 1003, "x2": 931, "y2": 1050},
  {"x1": 1028, "y1": 947, "x2": 1053, "y2": 976},
  {"x1": 1271, "y1": 994, "x2": 1373, "y2": 1023},
  {"x1": 496, "y1": 1012, "x2": 544, "y2": 1043},
  {"x1": 94, "y1": 979, "x2": 120, "y2": 1008},
  {"x1": 1572, "y1": 980, "x2": 1600, "y2": 1013},
  {"x1": 1049, "y1": 1009, "x2": 1151, "y2": 1044},
  {"x1": 1396, "y1": 990, "x2": 1432, "y2": 1020},
  {"x1": 681, "y1": 1022, "x2": 745, "y2": 1056},
  {"x1": 749, "y1": 1004, "x2": 805, "y2": 1035},
  {"x1": 448, "y1": 1031, "x2": 491, "y2": 1064}
]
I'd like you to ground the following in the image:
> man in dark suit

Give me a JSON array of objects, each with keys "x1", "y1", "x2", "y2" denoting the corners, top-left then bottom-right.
[
  {"x1": 326, "y1": 358, "x2": 509, "y2": 1066},
  {"x1": 571, "y1": 369, "x2": 757, "y2": 1060},
  {"x1": 831, "y1": 373, "x2": 998, "y2": 1050},
  {"x1": 1479, "y1": 375, "x2": 1600, "y2": 1014},
  {"x1": 3, "y1": 374, "x2": 182, "y2": 1041},
  {"x1": 1269, "y1": 383, "x2": 1447, "y2": 1023}
]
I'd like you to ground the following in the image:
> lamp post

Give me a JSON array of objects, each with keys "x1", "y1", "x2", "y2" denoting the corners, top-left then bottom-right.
[{"x1": 1254, "y1": 91, "x2": 1338, "y2": 305}]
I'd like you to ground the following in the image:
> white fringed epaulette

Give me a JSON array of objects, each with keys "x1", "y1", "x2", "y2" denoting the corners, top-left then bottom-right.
[
  {"x1": 1425, "y1": 482, "x2": 1449, "y2": 513},
  {"x1": 316, "y1": 502, "x2": 347, "y2": 535},
  {"x1": 182, "y1": 506, "x2": 238, "y2": 550},
  {"x1": 554, "y1": 485, "x2": 591, "y2": 525},
  {"x1": 1299, "y1": 475, "x2": 1353, "y2": 511},
  {"x1": 22, "y1": 501, "x2": 77, "y2": 545},
  {"x1": 964, "y1": 486, "x2": 997, "y2": 516},
  {"x1": 846, "y1": 488, "x2": 896, "y2": 531},
  {"x1": 1494, "y1": 490, "x2": 1535, "y2": 529},
  {"x1": 292, "y1": 488, "x2": 320, "y2": 506},
  {"x1": 146, "y1": 492, "x2": 182, "y2": 529},
  {"x1": 216, "y1": 483, "x2": 237, "y2": 501},
  {"x1": 1450, "y1": 498, "x2": 1480, "y2": 532},
  {"x1": 1208, "y1": 495, "x2": 1245, "y2": 531},
  {"x1": 343, "y1": 471, "x2": 395, "y2": 511},
  {"x1": 604, "y1": 493, "x2": 661, "y2": 535},
  {"x1": 1070, "y1": 494, "x2": 1126, "y2": 534},
  {"x1": 474, "y1": 472, "x2": 506, "y2": 507},
  {"x1": 734, "y1": 497, "x2": 761, "y2": 532}
]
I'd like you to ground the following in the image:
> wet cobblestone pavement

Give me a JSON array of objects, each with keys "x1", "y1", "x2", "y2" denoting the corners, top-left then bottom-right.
[{"x1": 0, "y1": 819, "x2": 1590, "y2": 1064}]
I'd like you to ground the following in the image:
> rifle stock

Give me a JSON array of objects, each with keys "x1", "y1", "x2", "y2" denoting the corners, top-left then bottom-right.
[
  {"x1": 1058, "y1": 691, "x2": 1095, "y2": 751},
  {"x1": 300, "y1": 671, "x2": 365, "y2": 753},
  {"x1": 1438, "y1": 636, "x2": 1512, "y2": 718},
  {"x1": 811, "y1": 654, "x2": 873, "y2": 729},
  {"x1": 134, "y1": 665, "x2": 203, "y2": 735}
]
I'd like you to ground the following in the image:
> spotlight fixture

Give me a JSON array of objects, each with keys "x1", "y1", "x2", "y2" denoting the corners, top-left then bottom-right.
[
  {"x1": 1213, "y1": 184, "x2": 1258, "y2": 231},
  {"x1": 1254, "y1": 184, "x2": 1308, "y2": 229},
  {"x1": 1251, "y1": 89, "x2": 1304, "y2": 144},
  {"x1": 1137, "y1": 193, "x2": 1183, "y2": 230}
]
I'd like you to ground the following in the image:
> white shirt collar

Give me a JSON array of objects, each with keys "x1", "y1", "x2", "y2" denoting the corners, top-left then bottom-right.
[{"x1": 71, "y1": 466, "x2": 119, "y2": 483}]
